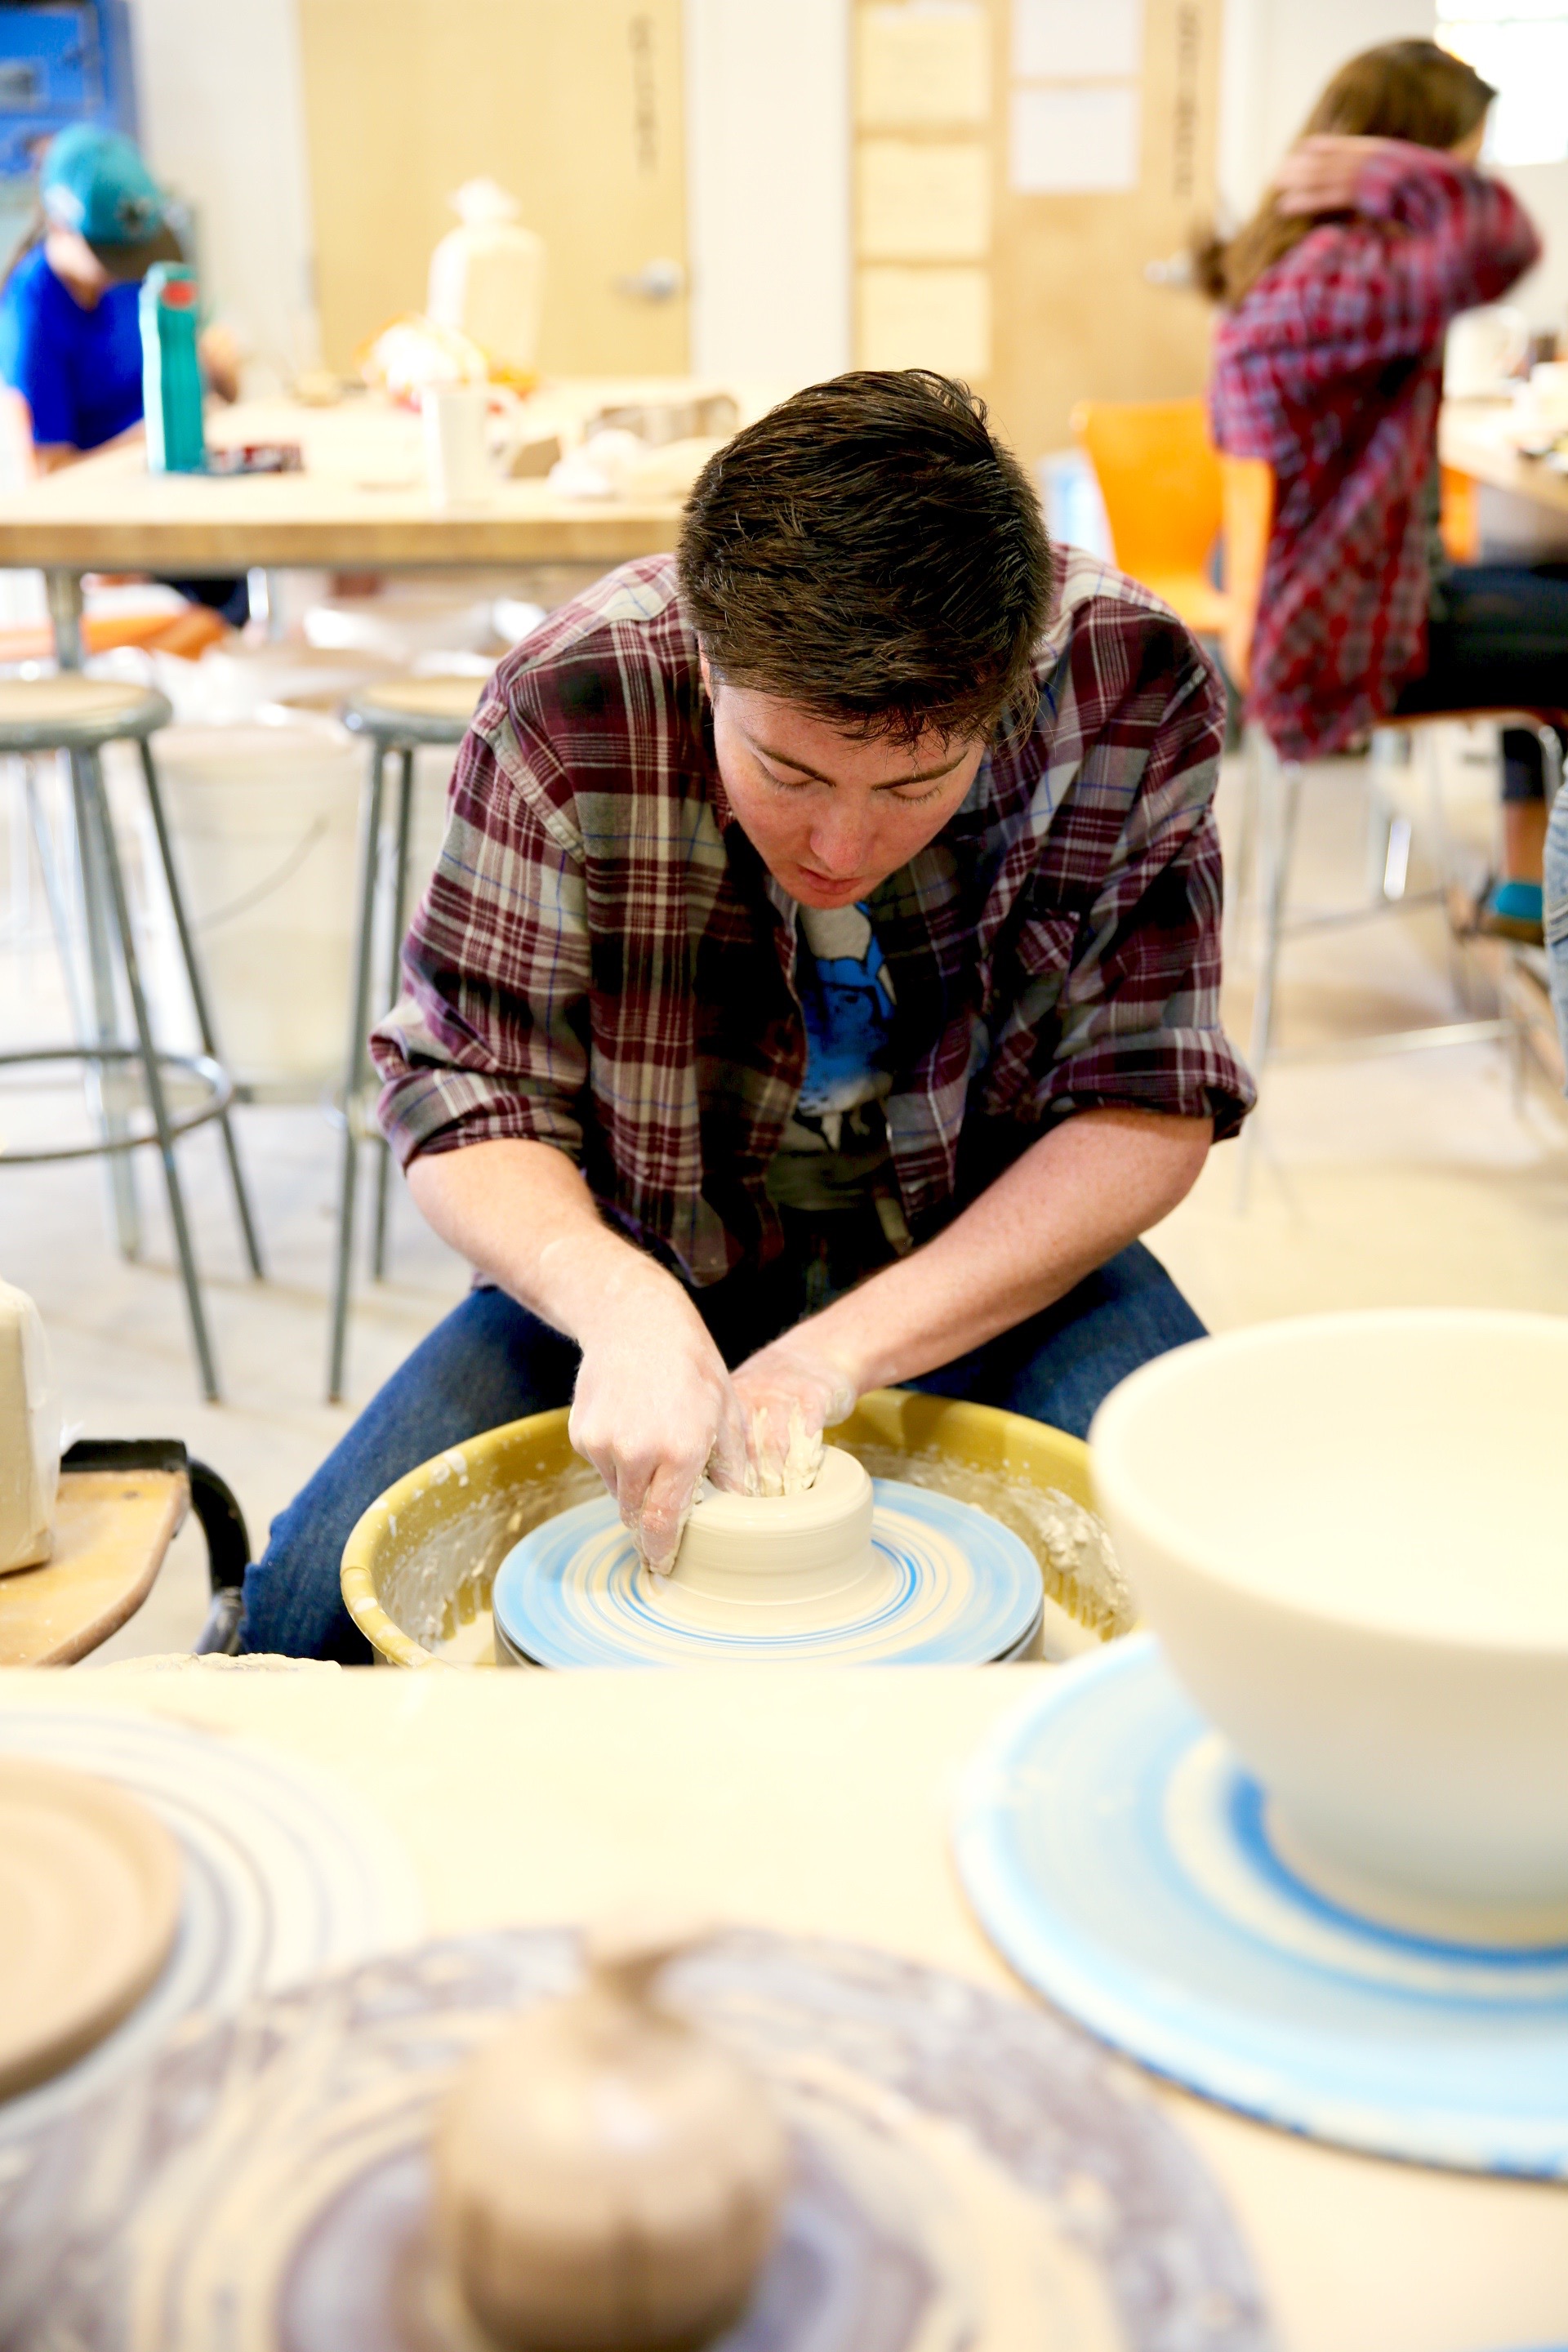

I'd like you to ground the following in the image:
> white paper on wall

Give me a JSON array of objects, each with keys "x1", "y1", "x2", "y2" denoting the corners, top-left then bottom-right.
[
  {"x1": 1012, "y1": 0, "x2": 1143, "y2": 82},
  {"x1": 1009, "y1": 83, "x2": 1141, "y2": 194},
  {"x1": 856, "y1": 264, "x2": 992, "y2": 376},
  {"x1": 857, "y1": 139, "x2": 990, "y2": 260},
  {"x1": 857, "y1": 2, "x2": 990, "y2": 127}
]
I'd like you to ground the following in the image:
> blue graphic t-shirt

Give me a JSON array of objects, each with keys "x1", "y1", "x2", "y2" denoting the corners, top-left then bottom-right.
[
  {"x1": 0, "y1": 243, "x2": 144, "y2": 452},
  {"x1": 766, "y1": 902, "x2": 900, "y2": 1214}
]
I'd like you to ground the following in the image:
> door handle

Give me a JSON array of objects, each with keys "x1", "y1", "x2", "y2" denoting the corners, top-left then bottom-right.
[{"x1": 615, "y1": 257, "x2": 684, "y2": 302}]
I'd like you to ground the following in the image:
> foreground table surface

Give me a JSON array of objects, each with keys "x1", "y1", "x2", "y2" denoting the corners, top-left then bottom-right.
[
  {"x1": 0, "y1": 380, "x2": 776, "y2": 572},
  {"x1": 0, "y1": 1472, "x2": 185, "y2": 1665},
  {"x1": 4, "y1": 1663, "x2": 1564, "y2": 2352}
]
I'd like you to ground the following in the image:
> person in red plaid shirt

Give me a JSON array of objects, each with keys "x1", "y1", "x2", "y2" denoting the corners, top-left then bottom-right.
[
  {"x1": 1207, "y1": 39, "x2": 1562, "y2": 942},
  {"x1": 242, "y1": 372, "x2": 1252, "y2": 1661}
]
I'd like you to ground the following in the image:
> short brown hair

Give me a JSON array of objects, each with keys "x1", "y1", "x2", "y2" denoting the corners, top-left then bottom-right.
[
  {"x1": 678, "y1": 370, "x2": 1052, "y2": 746},
  {"x1": 1196, "y1": 40, "x2": 1495, "y2": 307}
]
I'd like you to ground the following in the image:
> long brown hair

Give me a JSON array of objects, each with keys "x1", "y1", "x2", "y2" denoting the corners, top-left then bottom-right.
[{"x1": 1196, "y1": 41, "x2": 1495, "y2": 308}]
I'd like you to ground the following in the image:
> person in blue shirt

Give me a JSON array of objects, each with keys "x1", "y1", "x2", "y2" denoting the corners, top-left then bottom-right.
[{"x1": 0, "y1": 124, "x2": 243, "y2": 619}]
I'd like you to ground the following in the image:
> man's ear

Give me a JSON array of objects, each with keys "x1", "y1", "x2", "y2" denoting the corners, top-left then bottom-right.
[{"x1": 697, "y1": 646, "x2": 713, "y2": 698}]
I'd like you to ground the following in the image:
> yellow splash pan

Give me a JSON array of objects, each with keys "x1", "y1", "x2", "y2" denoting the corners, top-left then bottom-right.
[{"x1": 341, "y1": 1388, "x2": 1129, "y2": 1670}]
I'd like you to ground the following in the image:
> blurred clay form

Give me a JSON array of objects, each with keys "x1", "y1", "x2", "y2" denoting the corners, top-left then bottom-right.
[{"x1": 434, "y1": 1918, "x2": 789, "y2": 2350}]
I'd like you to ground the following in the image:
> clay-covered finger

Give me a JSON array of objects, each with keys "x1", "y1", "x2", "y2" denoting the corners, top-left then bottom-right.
[
  {"x1": 567, "y1": 1401, "x2": 621, "y2": 1506},
  {"x1": 636, "y1": 1458, "x2": 701, "y2": 1575},
  {"x1": 706, "y1": 1385, "x2": 753, "y2": 1496}
]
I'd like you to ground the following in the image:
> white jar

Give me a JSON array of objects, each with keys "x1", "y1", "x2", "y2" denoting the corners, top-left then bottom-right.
[{"x1": 427, "y1": 179, "x2": 546, "y2": 378}]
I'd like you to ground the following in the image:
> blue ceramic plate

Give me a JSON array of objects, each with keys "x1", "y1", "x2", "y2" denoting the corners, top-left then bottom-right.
[
  {"x1": 492, "y1": 1481, "x2": 1044, "y2": 1668},
  {"x1": 952, "y1": 1635, "x2": 1568, "y2": 2176}
]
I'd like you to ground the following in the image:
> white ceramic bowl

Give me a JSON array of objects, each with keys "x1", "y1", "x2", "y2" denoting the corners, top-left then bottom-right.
[{"x1": 1090, "y1": 1311, "x2": 1568, "y2": 1940}]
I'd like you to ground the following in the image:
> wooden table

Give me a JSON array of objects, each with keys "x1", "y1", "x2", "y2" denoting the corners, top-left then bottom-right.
[
  {"x1": 0, "y1": 1468, "x2": 185, "y2": 1664},
  {"x1": 7, "y1": 1662, "x2": 1564, "y2": 2352},
  {"x1": 0, "y1": 381, "x2": 773, "y2": 646},
  {"x1": 1440, "y1": 396, "x2": 1568, "y2": 532}
]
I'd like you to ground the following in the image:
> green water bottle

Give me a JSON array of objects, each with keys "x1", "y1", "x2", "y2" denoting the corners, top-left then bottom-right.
[{"x1": 140, "y1": 263, "x2": 207, "y2": 474}]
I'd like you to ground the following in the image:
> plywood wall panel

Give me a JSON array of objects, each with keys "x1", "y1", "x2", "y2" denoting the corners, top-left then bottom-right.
[
  {"x1": 853, "y1": 0, "x2": 1223, "y2": 466},
  {"x1": 986, "y1": 0, "x2": 1224, "y2": 461}
]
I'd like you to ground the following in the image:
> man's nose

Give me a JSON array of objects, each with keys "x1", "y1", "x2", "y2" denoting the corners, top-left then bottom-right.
[{"x1": 808, "y1": 797, "x2": 874, "y2": 875}]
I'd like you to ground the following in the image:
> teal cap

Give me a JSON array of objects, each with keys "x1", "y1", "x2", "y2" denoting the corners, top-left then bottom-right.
[{"x1": 41, "y1": 125, "x2": 170, "y2": 252}]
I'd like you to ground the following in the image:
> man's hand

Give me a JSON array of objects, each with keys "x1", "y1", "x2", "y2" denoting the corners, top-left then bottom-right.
[
  {"x1": 198, "y1": 323, "x2": 242, "y2": 403},
  {"x1": 568, "y1": 1266, "x2": 748, "y2": 1572},
  {"x1": 730, "y1": 1333, "x2": 859, "y2": 1494},
  {"x1": 407, "y1": 1138, "x2": 754, "y2": 1570},
  {"x1": 1274, "y1": 134, "x2": 1414, "y2": 218},
  {"x1": 737, "y1": 1109, "x2": 1210, "y2": 1423}
]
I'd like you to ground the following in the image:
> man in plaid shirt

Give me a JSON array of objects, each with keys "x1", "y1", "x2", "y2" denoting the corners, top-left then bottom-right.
[{"x1": 242, "y1": 372, "x2": 1252, "y2": 1660}]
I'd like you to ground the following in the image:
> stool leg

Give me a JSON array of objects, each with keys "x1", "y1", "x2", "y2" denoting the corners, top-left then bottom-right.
[
  {"x1": 1226, "y1": 731, "x2": 1261, "y2": 953},
  {"x1": 24, "y1": 760, "x2": 88, "y2": 1036},
  {"x1": 137, "y1": 739, "x2": 265, "y2": 1279},
  {"x1": 328, "y1": 742, "x2": 387, "y2": 1402},
  {"x1": 372, "y1": 744, "x2": 415, "y2": 1282},
  {"x1": 69, "y1": 750, "x2": 142, "y2": 1260},
  {"x1": 80, "y1": 753, "x2": 220, "y2": 1401},
  {"x1": 1237, "y1": 738, "x2": 1301, "y2": 1210}
]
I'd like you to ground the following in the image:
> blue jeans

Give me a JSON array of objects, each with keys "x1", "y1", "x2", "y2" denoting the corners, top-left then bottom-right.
[
  {"x1": 240, "y1": 1242, "x2": 1205, "y2": 1661},
  {"x1": 1392, "y1": 564, "x2": 1568, "y2": 800},
  {"x1": 1546, "y1": 785, "x2": 1568, "y2": 1085}
]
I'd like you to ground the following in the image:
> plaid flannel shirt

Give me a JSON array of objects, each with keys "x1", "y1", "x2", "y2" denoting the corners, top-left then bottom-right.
[
  {"x1": 1209, "y1": 148, "x2": 1539, "y2": 760},
  {"x1": 372, "y1": 551, "x2": 1253, "y2": 1288}
]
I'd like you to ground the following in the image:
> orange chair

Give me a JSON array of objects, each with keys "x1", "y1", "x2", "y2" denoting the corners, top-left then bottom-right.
[
  {"x1": 1070, "y1": 398, "x2": 1232, "y2": 638},
  {"x1": 1218, "y1": 452, "x2": 1272, "y2": 693},
  {"x1": 1439, "y1": 463, "x2": 1481, "y2": 566}
]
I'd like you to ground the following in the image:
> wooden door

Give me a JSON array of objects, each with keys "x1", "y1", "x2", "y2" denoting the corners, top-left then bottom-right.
[
  {"x1": 852, "y1": 0, "x2": 1223, "y2": 465},
  {"x1": 296, "y1": 0, "x2": 688, "y2": 377}
]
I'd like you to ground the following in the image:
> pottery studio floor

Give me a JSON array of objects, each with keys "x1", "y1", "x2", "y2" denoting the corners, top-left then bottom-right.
[{"x1": 3, "y1": 738, "x2": 1566, "y2": 1661}]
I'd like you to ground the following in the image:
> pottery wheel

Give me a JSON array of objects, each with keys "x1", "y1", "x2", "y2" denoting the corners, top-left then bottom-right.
[
  {"x1": 1, "y1": 1928, "x2": 1273, "y2": 2352},
  {"x1": 492, "y1": 1458, "x2": 1045, "y2": 1668},
  {"x1": 0, "y1": 1758, "x2": 181, "y2": 2103},
  {"x1": 0, "y1": 1710, "x2": 422, "y2": 2159},
  {"x1": 953, "y1": 1636, "x2": 1568, "y2": 2176}
]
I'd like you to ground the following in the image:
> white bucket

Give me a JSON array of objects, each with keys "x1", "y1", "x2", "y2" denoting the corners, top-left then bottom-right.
[
  {"x1": 144, "y1": 719, "x2": 458, "y2": 1100},
  {"x1": 148, "y1": 721, "x2": 364, "y2": 1097}
]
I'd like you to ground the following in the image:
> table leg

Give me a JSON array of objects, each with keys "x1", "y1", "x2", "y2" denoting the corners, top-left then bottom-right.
[
  {"x1": 44, "y1": 567, "x2": 84, "y2": 670},
  {"x1": 246, "y1": 568, "x2": 287, "y2": 644}
]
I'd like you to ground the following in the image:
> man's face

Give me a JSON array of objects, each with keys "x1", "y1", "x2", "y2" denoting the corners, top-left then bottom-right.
[{"x1": 704, "y1": 662, "x2": 987, "y2": 910}]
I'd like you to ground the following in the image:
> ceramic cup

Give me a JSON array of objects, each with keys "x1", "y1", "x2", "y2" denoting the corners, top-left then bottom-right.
[
  {"x1": 1090, "y1": 1310, "x2": 1568, "y2": 1942},
  {"x1": 421, "y1": 384, "x2": 494, "y2": 509}
]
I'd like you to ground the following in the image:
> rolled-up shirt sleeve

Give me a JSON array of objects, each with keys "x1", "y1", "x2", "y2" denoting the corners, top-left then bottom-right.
[
  {"x1": 989, "y1": 632, "x2": 1255, "y2": 1142},
  {"x1": 371, "y1": 711, "x2": 591, "y2": 1169}
]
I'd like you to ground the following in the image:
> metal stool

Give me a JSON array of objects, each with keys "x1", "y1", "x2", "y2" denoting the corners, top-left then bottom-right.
[
  {"x1": 1238, "y1": 706, "x2": 1565, "y2": 1201},
  {"x1": 330, "y1": 674, "x2": 483, "y2": 1401},
  {"x1": 0, "y1": 676, "x2": 264, "y2": 1399}
]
